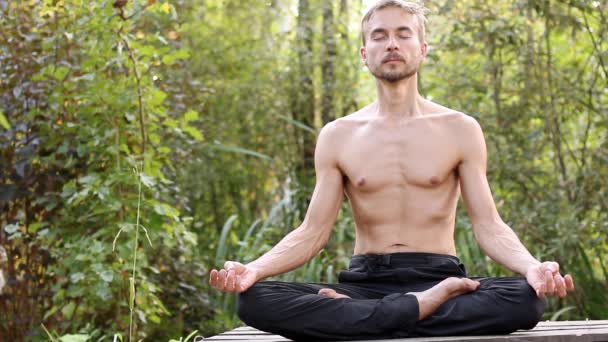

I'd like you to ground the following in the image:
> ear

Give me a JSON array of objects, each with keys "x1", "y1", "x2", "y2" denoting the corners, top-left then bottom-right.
[
  {"x1": 420, "y1": 41, "x2": 428, "y2": 59},
  {"x1": 360, "y1": 46, "x2": 367, "y2": 64}
]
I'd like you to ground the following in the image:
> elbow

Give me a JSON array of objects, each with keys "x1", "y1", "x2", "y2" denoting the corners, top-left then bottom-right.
[
  {"x1": 471, "y1": 217, "x2": 502, "y2": 240},
  {"x1": 297, "y1": 222, "x2": 332, "y2": 255}
]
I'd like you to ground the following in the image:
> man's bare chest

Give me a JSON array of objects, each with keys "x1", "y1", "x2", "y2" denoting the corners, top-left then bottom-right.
[{"x1": 338, "y1": 127, "x2": 460, "y2": 191}]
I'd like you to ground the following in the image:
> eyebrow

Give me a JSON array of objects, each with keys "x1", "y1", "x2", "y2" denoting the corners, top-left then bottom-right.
[
  {"x1": 397, "y1": 26, "x2": 414, "y2": 34},
  {"x1": 370, "y1": 26, "x2": 414, "y2": 35}
]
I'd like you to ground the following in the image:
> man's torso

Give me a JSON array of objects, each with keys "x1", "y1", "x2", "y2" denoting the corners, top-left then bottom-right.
[{"x1": 332, "y1": 101, "x2": 472, "y2": 256}]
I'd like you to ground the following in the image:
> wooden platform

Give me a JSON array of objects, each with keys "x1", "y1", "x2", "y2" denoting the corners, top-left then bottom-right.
[{"x1": 204, "y1": 320, "x2": 608, "y2": 341}]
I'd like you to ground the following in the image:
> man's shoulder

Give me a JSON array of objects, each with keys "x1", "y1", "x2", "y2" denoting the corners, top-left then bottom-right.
[
  {"x1": 427, "y1": 109, "x2": 481, "y2": 133},
  {"x1": 320, "y1": 105, "x2": 374, "y2": 137},
  {"x1": 432, "y1": 111, "x2": 486, "y2": 155}
]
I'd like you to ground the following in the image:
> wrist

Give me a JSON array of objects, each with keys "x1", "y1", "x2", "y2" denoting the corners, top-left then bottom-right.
[
  {"x1": 246, "y1": 263, "x2": 265, "y2": 281},
  {"x1": 523, "y1": 260, "x2": 542, "y2": 276}
]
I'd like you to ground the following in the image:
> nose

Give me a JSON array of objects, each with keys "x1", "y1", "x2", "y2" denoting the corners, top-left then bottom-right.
[{"x1": 386, "y1": 35, "x2": 399, "y2": 51}]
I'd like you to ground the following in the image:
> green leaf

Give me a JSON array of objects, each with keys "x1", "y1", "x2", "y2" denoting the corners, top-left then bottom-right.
[
  {"x1": 182, "y1": 125, "x2": 204, "y2": 141},
  {"x1": 99, "y1": 270, "x2": 113, "y2": 283},
  {"x1": 43, "y1": 305, "x2": 61, "y2": 320},
  {"x1": 79, "y1": 174, "x2": 99, "y2": 185},
  {"x1": 29, "y1": 222, "x2": 45, "y2": 233},
  {"x1": 3, "y1": 224, "x2": 19, "y2": 234},
  {"x1": 74, "y1": 73, "x2": 95, "y2": 81},
  {"x1": 0, "y1": 111, "x2": 10, "y2": 129},
  {"x1": 95, "y1": 282, "x2": 111, "y2": 300},
  {"x1": 215, "y1": 215, "x2": 238, "y2": 263},
  {"x1": 153, "y1": 202, "x2": 180, "y2": 220},
  {"x1": 59, "y1": 334, "x2": 89, "y2": 342},
  {"x1": 149, "y1": 133, "x2": 161, "y2": 144},
  {"x1": 163, "y1": 118, "x2": 178, "y2": 129},
  {"x1": 149, "y1": 314, "x2": 161, "y2": 324},
  {"x1": 158, "y1": 146, "x2": 172, "y2": 154},
  {"x1": 53, "y1": 66, "x2": 70, "y2": 81},
  {"x1": 550, "y1": 306, "x2": 576, "y2": 321},
  {"x1": 183, "y1": 109, "x2": 199, "y2": 122},
  {"x1": 209, "y1": 143, "x2": 271, "y2": 160},
  {"x1": 148, "y1": 88, "x2": 167, "y2": 107},
  {"x1": 277, "y1": 114, "x2": 316, "y2": 135},
  {"x1": 184, "y1": 330, "x2": 199, "y2": 342},
  {"x1": 70, "y1": 272, "x2": 85, "y2": 283},
  {"x1": 140, "y1": 173, "x2": 156, "y2": 188},
  {"x1": 61, "y1": 302, "x2": 76, "y2": 318},
  {"x1": 162, "y1": 49, "x2": 190, "y2": 65}
]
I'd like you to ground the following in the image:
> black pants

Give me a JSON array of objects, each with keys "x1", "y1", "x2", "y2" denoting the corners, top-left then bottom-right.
[{"x1": 238, "y1": 252, "x2": 545, "y2": 341}]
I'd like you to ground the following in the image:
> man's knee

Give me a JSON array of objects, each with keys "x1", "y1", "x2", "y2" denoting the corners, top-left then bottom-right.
[
  {"x1": 237, "y1": 281, "x2": 295, "y2": 330},
  {"x1": 237, "y1": 282, "x2": 267, "y2": 327},
  {"x1": 507, "y1": 278, "x2": 545, "y2": 330}
]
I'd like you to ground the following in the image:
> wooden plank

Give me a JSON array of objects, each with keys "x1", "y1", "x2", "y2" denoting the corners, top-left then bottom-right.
[
  {"x1": 204, "y1": 321, "x2": 608, "y2": 341},
  {"x1": 205, "y1": 336, "x2": 290, "y2": 341},
  {"x1": 537, "y1": 320, "x2": 608, "y2": 327}
]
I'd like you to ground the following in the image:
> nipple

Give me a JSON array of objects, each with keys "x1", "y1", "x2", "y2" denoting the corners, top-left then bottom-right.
[
  {"x1": 356, "y1": 177, "x2": 366, "y2": 186},
  {"x1": 429, "y1": 176, "x2": 440, "y2": 185}
]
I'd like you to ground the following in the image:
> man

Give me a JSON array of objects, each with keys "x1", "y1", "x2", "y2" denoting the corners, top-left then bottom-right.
[{"x1": 209, "y1": 1, "x2": 575, "y2": 340}]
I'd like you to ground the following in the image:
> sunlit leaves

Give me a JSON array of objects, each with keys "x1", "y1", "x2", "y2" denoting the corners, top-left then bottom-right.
[
  {"x1": 0, "y1": 111, "x2": 10, "y2": 129},
  {"x1": 162, "y1": 49, "x2": 190, "y2": 65}
]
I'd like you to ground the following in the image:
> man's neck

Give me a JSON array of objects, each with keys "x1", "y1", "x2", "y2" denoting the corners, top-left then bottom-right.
[{"x1": 374, "y1": 74, "x2": 424, "y2": 120}]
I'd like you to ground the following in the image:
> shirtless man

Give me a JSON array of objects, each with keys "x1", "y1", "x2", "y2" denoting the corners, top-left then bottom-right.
[{"x1": 209, "y1": 1, "x2": 575, "y2": 340}]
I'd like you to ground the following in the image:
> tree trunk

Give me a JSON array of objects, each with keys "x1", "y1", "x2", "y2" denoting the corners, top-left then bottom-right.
[
  {"x1": 321, "y1": 2, "x2": 336, "y2": 125},
  {"x1": 293, "y1": 0, "x2": 316, "y2": 192}
]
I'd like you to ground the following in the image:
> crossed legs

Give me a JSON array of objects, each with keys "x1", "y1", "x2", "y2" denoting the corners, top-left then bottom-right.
[{"x1": 238, "y1": 277, "x2": 543, "y2": 341}]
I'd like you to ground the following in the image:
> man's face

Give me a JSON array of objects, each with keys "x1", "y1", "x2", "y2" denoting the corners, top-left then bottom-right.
[{"x1": 360, "y1": 8, "x2": 427, "y2": 83}]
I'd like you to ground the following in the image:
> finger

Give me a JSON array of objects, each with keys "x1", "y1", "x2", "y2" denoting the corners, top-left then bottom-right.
[
  {"x1": 565, "y1": 274, "x2": 575, "y2": 291},
  {"x1": 536, "y1": 283, "x2": 546, "y2": 298},
  {"x1": 553, "y1": 273, "x2": 567, "y2": 297},
  {"x1": 235, "y1": 275, "x2": 243, "y2": 292},
  {"x1": 209, "y1": 269, "x2": 218, "y2": 286},
  {"x1": 547, "y1": 261, "x2": 560, "y2": 274},
  {"x1": 225, "y1": 270, "x2": 236, "y2": 292},
  {"x1": 217, "y1": 269, "x2": 227, "y2": 291},
  {"x1": 544, "y1": 270, "x2": 555, "y2": 294}
]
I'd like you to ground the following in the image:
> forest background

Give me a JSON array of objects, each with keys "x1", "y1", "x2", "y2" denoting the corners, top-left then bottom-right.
[{"x1": 0, "y1": 0, "x2": 607, "y2": 340}]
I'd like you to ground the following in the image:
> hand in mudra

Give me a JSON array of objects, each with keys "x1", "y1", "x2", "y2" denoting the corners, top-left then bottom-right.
[
  {"x1": 209, "y1": 261, "x2": 259, "y2": 293},
  {"x1": 526, "y1": 261, "x2": 574, "y2": 298}
]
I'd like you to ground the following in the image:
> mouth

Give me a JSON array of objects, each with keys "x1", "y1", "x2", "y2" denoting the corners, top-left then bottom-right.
[{"x1": 382, "y1": 55, "x2": 405, "y2": 63}]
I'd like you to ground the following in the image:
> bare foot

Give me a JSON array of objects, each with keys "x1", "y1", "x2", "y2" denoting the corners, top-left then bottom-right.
[
  {"x1": 318, "y1": 288, "x2": 351, "y2": 299},
  {"x1": 409, "y1": 277, "x2": 480, "y2": 320}
]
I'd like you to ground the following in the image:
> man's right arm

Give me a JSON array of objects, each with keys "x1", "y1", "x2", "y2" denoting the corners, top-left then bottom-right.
[{"x1": 209, "y1": 122, "x2": 345, "y2": 292}]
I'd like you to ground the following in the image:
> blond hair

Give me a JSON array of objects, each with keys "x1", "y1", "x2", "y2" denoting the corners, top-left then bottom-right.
[{"x1": 361, "y1": 0, "x2": 428, "y2": 45}]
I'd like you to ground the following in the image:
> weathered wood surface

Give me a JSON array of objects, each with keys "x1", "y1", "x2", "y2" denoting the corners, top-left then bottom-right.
[{"x1": 204, "y1": 320, "x2": 608, "y2": 341}]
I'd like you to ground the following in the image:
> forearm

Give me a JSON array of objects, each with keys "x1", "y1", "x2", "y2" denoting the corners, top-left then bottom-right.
[
  {"x1": 246, "y1": 225, "x2": 330, "y2": 280},
  {"x1": 473, "y1": 219, "x2": 540, "y2": 276}
]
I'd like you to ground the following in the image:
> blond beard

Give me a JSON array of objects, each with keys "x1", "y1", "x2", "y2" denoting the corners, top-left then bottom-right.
[{"x1": 368, "y1": 61, "x2": 421, "y2": 83}]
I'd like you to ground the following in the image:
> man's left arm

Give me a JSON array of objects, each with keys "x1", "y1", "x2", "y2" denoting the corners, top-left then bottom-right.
[{"x1": 456, "y1": 115, "x2": 574, "y2": 298}]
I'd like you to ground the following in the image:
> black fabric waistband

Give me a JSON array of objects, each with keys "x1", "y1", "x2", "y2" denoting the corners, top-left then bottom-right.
[{"x1": 349, "y1": 252, "x2": 460, "y2": 269}]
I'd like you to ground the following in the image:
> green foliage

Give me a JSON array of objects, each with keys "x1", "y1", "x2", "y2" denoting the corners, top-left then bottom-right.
[{"x1": 1, "y1": 0, "x2": 206, "y2": 340}]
